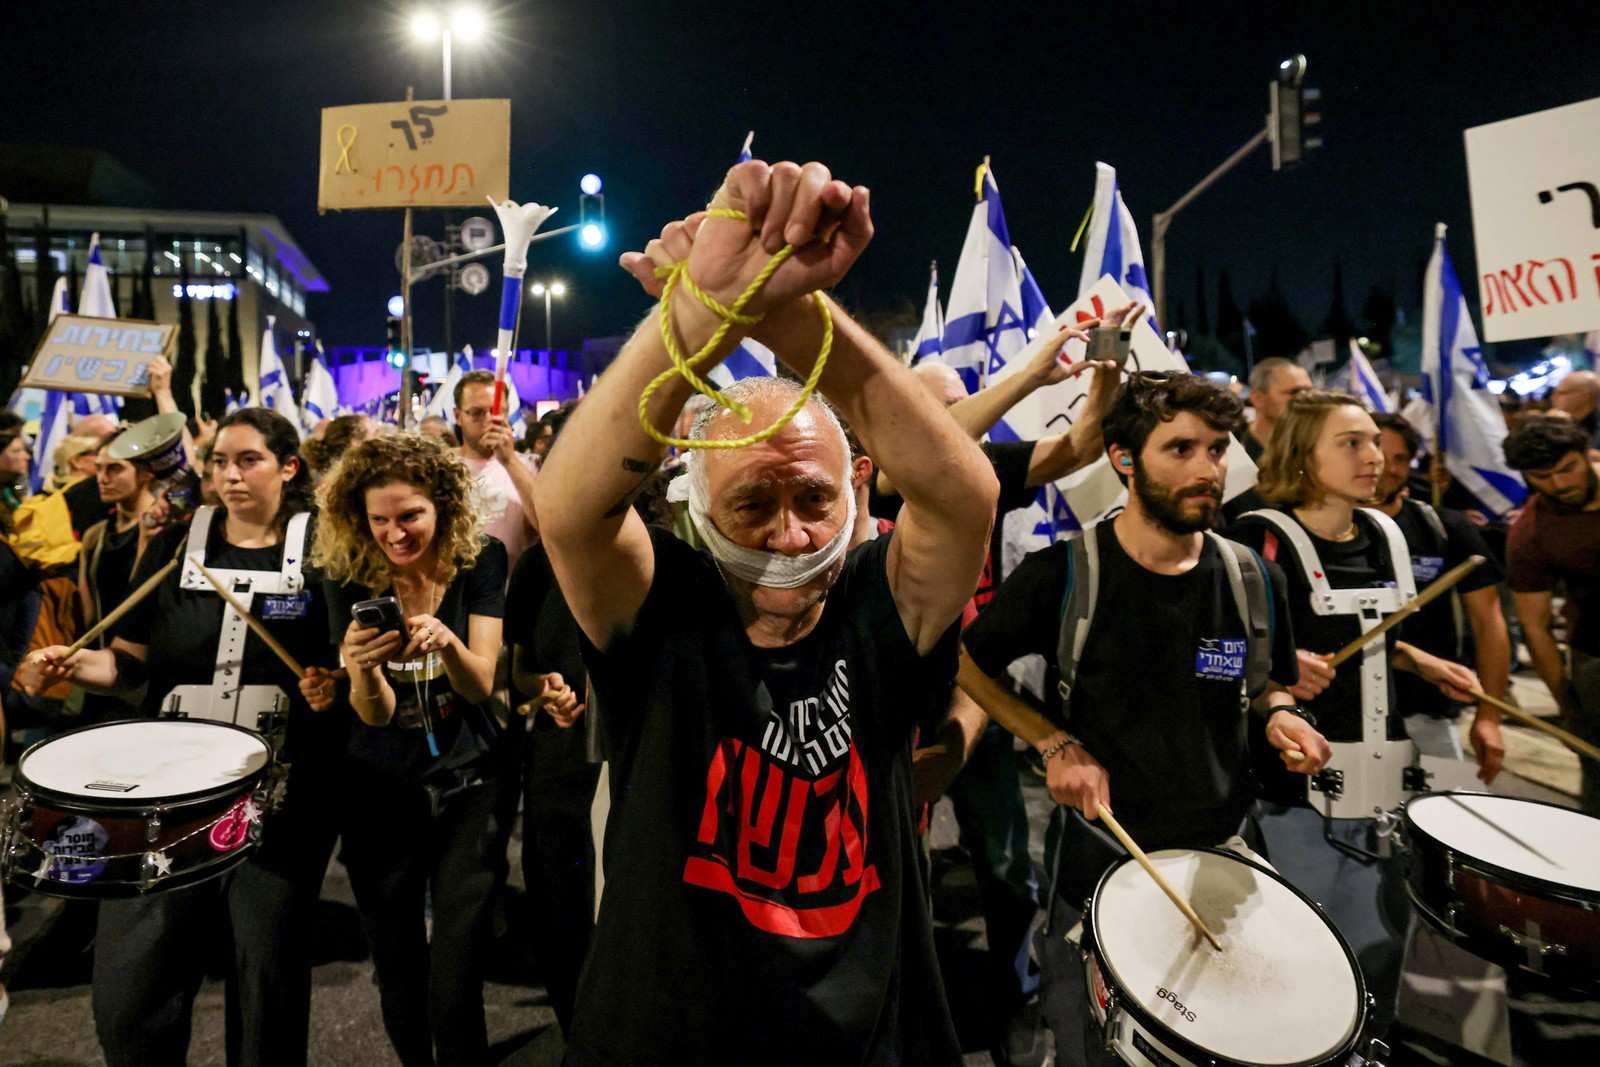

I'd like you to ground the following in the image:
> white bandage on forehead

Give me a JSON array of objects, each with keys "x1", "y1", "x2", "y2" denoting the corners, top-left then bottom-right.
[{"x1": 666, "y1": 452, "x2": 857, "y2": 589}]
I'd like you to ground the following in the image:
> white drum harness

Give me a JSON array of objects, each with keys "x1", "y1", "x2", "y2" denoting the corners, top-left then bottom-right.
[{"x1": 158, "y1": 505, "x2": 309, "y2": 738}]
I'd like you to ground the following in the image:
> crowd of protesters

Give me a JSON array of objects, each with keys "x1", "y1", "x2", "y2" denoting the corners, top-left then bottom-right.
[{"x1": 0, "y1": 160, "x2": 1595, "y2": 1066}]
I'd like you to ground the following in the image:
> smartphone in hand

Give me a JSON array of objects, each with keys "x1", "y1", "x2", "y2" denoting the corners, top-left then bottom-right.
[{"x1": 351, "y1": 596, "x2": 408, "y2": 640}]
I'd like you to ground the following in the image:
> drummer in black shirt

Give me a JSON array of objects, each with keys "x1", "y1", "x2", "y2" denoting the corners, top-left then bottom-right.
[
  {"x1": 960, "y1": 372, "x2": 1329, "y2": 1067},
  {"x1": 1223, "y1": 391, "x2": 1482, "y2": 1037},
  {"x1": 22, "y1": 407, "x2": 341, "y2": 1067}
]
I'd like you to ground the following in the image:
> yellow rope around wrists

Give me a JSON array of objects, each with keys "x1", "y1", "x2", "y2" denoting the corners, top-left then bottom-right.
[{"x1": 637, "y1": 207, "x2": 833, "y2": 450}]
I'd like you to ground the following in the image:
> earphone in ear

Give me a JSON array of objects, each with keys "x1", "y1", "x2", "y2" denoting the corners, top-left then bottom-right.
[{"x1": 1119, "y1": 456, "x2": 1133, "y2": 468}]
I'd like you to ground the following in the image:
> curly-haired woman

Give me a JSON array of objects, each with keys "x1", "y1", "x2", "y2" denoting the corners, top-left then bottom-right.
[{"x1": 311, "y1": 431, "x2": 510, "y2": 1067}]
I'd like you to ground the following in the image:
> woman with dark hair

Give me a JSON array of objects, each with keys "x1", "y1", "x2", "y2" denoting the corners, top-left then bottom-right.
[
  {"x1": 310, "y1": 431, "x2": 510, "y2": 1067},
  {"x1": 20, "y1": 406, "x2": 341, "y2": 1066}
]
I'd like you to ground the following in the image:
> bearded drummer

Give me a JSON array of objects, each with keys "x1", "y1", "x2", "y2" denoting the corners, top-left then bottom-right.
[
  {"x1": 21, "y1": 407, "x2": 341, "y2": 1067},
  {"x1": 959, "y1": 372, "x2": 1329, "y2": 1067},
  {"x1": 1223, "y1": 391, "x2": 1484, "y2": 1038}
]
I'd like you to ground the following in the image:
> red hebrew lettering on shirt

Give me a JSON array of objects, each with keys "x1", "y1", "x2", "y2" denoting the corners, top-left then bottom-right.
[{"x1": 681, "y1": 659, "x2": 881, "y2": 938}]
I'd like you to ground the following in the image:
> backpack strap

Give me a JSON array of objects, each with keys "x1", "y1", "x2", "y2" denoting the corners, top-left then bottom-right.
[
  {"x1": 1055, "y1": 527, "x2": 1099, "y2": 719},
  {"x1": 1411, "y1": 500, "x2": 1447, "y2": 550},
  {"x1": 1207, "y1": 532, "x2": 1275, "y2": 703}
]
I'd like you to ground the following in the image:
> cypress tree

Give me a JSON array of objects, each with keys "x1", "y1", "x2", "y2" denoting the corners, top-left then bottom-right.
[
  {"x1": 200, "y1": 293, "x2": 227, "y2": 417},
  {"x1": 225, "y1": 277, "x2": 248, "y2": 401},
  {"x1": 32, "y1": 216, "x2": 57, "y2": 338},
  {"x1": 171, "y1": 248, "x2": 197, "y2": 417}
]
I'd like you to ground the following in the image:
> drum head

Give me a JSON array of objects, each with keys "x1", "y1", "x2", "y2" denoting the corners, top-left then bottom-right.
[
  {"x1": 18, "y1": 720, "x2": 270, "y2": 803},
  {"x1": 1092, "y1": 848, "x2": 1362, "y2": 1065},
  {"x1": 1406, "y1": 792, "x2": 1600, "y2": 895}
]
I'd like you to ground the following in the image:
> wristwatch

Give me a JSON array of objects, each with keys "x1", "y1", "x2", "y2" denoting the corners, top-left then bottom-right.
[
  {"x1": 1038, "y1": 733, "x2": 1081, "y2": 765},
  {"x1": 1275, "y1": 704, "x2": 1317, "y2": 727}
]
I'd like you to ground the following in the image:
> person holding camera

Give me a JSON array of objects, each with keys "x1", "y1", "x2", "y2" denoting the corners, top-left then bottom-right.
[{"x1": 311, "y1": 431, "x2": 510, "y2": 1067}]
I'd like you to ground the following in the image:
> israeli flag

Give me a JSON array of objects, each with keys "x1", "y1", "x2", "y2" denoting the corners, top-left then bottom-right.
[
  {"x1": 257, "y1": 315, "x2": 302, "y2": 436},
  {"x1": 1013, "y1": 246, "x2": 1054, "y2": 337},
  {"x1": 1076, "y1": 162, "x2": 1157, "y2": 331},
  {"x1": 74, "y1": 237, "x2": 122, "y2": 418},
  {"x1": 423, "y1": 345, "x2": 477, "y2": 427},
  {"x1": 301, "y1": 341, "x2": 341, "y2": 432},
  {"x1": 1421, "y1": 224, "x2": 1526, "y2": 516},
  {"x1": 710, "y1": 131, "x2": 780, "y2": 389},
  {"x1": 1344, "y1": 340, "x2": 1394, "y2": 414},
  {"x1": 224, "y1": 388, "x2": 243, "y2": 416},
  {"x1": 909, "y1": 261, "x2": 943, "y2": 364},
  {"x1": 940, "y1": 164, "x2": 1029, "y2": 394}
]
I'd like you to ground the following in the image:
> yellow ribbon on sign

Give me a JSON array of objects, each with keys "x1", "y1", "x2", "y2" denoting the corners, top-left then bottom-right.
[
  {"x1": 334, "y1": 124, "x2": 359, "y2": 175},
  {"x1": 637, "y1": 207, "x2": 833, "y2": 452}
]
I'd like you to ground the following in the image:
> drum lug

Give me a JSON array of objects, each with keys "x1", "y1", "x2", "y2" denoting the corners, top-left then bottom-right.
[
  {"x1": 1497, "y1": 924, "x2": 1568, "y2": 958},
  {"x1": 1364, "y1": 1036, "x2": 1390, "y2": 1066},
  {"x1": 146, "y1": 806, "x2": 163, "y2": 843}
]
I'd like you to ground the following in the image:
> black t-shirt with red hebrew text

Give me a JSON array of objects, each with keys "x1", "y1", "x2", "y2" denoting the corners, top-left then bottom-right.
[{"x1": 566, "y1": 528, "x2": 962, "y2": 1066}]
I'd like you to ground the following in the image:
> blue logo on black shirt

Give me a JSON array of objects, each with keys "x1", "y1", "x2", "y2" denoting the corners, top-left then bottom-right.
[{"x1": 1194, "y1": 638, "x2": 1246, "y2": 681}]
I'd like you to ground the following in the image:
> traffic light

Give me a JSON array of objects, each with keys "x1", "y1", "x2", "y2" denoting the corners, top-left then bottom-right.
[
  {"x1": 579, "y1": 174, "x2": 607, "y2": 250},
  {"x1": 385, "y1": 315, "x2": 406, "y2": 370},
  {"x1": 1269, "y1": 54, "x2": 1322, "y2": 172}
]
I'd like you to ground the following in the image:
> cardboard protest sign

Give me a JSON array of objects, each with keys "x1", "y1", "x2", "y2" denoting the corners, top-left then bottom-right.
[
  {"x1": 20, "y1": 314, "x2": 174, "y2": 396},
  {"x1": 318, "y1": 99, "x2": 510, "y2": 211},
  {"x1": 1464, "y1": 96, "x2": 1600, "y2": 341}
]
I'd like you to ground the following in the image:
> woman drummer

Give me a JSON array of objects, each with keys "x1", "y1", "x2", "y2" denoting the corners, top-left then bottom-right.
[
  {"x1": 310, "y1": 431, "x2": 512, "y2": 1067},
  {"x1": 20, "y1": 407, "x2": 342, "y2": 1067},
  {"x1": 1224, "y1": 390, "x2": 1482, "y2": 1035}
]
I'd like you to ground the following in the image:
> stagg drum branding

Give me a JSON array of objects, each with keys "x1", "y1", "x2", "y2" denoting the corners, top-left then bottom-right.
[
  {"x1": 1156, "y1": 986, "x2": 1198, "y2": 1023},
  {"x1": 682, "y1": 658, "x2": 882, "y2": 939}
]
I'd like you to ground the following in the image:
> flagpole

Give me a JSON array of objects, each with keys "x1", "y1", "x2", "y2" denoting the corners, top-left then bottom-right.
[
  {"x1": 396, "y1": 88, "x2": 416, "y2": 430},
  {"x1": 1151, "y1": 125, "x2": 1270, "y2": 327},
  {"x1": 1432, "y1": 222, "x2": 1446, "y2": 507}
]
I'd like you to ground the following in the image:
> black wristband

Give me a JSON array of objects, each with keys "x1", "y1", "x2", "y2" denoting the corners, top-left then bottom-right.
[{"x1": 1272, "y1": 704, "x2": 1316, "y2": 727}]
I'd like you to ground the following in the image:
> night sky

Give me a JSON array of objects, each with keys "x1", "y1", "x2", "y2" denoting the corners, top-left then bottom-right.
[{"x1": 4, "y1": 0, "x2": 1595, "y2": 355}]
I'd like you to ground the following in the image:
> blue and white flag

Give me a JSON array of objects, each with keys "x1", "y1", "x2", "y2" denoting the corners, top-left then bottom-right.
[
  {"x1": 939, "y1": 165, "x2": 1030, "y2": 395},
  {"x1": 1076, "y1": 162, "x2": 1157, "y2": 331},
  {"x1": 909, "y1": 261, "x2": 943, "y2": 364},
  {"x1": 224, "y1": 388, "x2": 243, "y2": 416},
  {"x1": 1421, "y1": 224, "x2": 1526, "y2": 516},
  {"x1": 1344, "y1": 340, "x2": 1393, "y2": 414},
  {"x1": 257, "y1": 315, "x2": 302, "y2": 436},
  {"x1": 710, "y1": 131, "x2": 780, "y2": 389},
  {"x1": 424, "y1": 345, "x2": 477, "y2": 427},
  {"x1": 301, "y1": 341, "x2": 341, "y2": 432},
  {"x1": 75, "y1": 238, "x2": 122, "y2": 419},
  {"x1": 1013, "y1": 246, "x2": 1054, "y2": 337}
]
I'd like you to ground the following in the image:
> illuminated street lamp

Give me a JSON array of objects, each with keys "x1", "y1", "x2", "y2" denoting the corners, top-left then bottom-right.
[
  {"x1": 411, "y1": 7, "x2": 485, "y2": 100},
  {"x1": 529, "y1": 281, "x2": 567, "y2": 352}
]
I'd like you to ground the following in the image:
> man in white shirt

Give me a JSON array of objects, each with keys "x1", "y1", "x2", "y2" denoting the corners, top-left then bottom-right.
[{"x1": 454, "y1": 369, "x2": 539, "y2": 570}]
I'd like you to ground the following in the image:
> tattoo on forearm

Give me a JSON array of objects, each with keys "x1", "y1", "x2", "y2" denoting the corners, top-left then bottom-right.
[
  {"x1": 621, "y1": 456, "x2": 654, "y2": 474},
  {"x1": 602, "y1": 474, "x2": 654, "y2": 519}
]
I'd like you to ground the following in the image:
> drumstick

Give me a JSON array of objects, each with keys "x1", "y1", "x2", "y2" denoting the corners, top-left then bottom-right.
[
  {"x1": 1470, "y1": 689, "x2": 1600, "y2": 765},
  {"x1": 60, "y1": 557, "x2": 181, "y2": 658},
  {"x1": 194, "y1": 559, "x2": 307, "y2": 679},
  {"x1": 1326, "y1": 556, "x2": 1485, "y2": 668},
  {"x1": 1095, "y1": 804, "x2": 1224, "y2": 952}
]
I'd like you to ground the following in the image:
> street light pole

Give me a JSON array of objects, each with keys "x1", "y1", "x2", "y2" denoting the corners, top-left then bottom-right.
[
  {"x1": 529, "y1": 282, "x2": 565, "y2": 352},
  {"x1": 441, "y1": 27, "x2": 451, "y2": 99},
  {"x1": 1150, "y1": 124, "x2": 1268, "y2": 328}
]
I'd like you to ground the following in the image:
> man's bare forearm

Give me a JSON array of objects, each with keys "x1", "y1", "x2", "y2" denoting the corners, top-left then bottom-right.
[
  {"x1": 1524, "y1": 625, "x2": 1573, "y2": 709},
  {"x1": 957, "y1": 648, "x2": 1062, "y2": 751},
  {"x1": 947, "y1": 372, "x2": 1037, "y2": 440},
  {"x1": 537, "y1": 302, "x2": 733, "y2": 538}
]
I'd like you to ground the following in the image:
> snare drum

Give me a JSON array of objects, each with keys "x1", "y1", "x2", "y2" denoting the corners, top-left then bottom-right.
[
  {"x1": 1402, "y1": 791, "x2": 1600, "y2": 993},
  {"x1": 1, "y1": 719, "x2": 273, "y2": 898},
  {"x1": 1083, "y1": 847, "x2": 1383, "y2": 1067}
]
